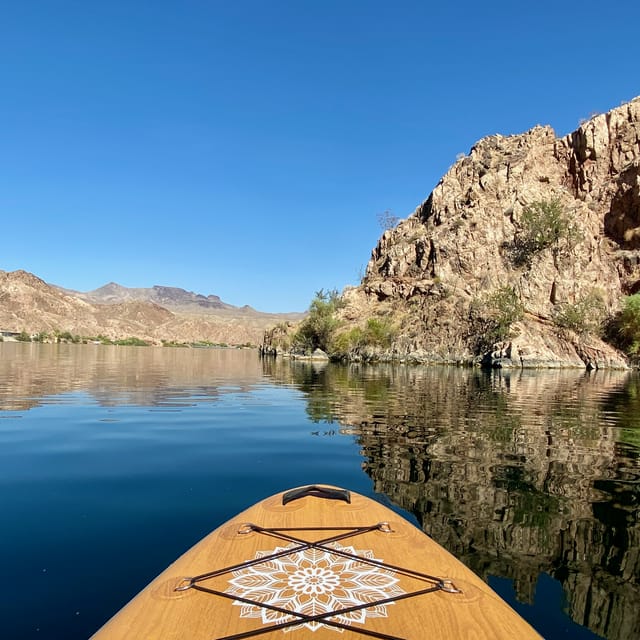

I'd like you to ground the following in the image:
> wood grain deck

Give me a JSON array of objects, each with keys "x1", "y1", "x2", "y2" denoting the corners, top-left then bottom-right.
[{"x1": 91, "y1": 485, "x2": 542, "y2": 639}]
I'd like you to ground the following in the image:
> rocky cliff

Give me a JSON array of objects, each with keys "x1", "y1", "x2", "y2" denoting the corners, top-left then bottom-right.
[{"x1": 338, "y1": 97, "x2": 640, "y2": 368}]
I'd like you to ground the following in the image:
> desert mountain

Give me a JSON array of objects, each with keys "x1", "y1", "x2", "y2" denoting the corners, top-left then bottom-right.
[
  {"x1": 60, "y1": 282, "x2": 296, "y2": 317},
  {"x1": 264, "y1": 96, "x2": 640, "y2": 368},
  {"x1": 1, "y1": 270, "x2": 302, "y2": 345}
]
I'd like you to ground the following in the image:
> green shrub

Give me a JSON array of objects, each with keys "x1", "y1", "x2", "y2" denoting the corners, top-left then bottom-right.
[
  {"x1": 331, "y1": 317, "x2": 396, "y2": 355},
  {"x1": 331, "y1": 327, "x2": 362, "y2": 354},
  {"x1": 362, "y1": 317, "x2": 396, "y2": 348},
  {"x1": 513, "y1": 199, "x2": 581, "y2": 265},
  {"x1": 16, "y1": 330, "x2": 31, "y2": 342},
  {"x1": 616, "y1": 293, "x2": 640, "y2": 354},
  {"x1": 114, "y1": 337, "x2": 149, "y2": 346},
  {"x1": 294, "y1": 289, "x2": 343, "y2": 352},
  {"x1": 487, "y1": 286, "x2": 524, "y2": 340},
  {"x1": 469, "y1": 285, "x2": 524, "y2": 351},
  {"x1": 55, "y1": 331, "x2": 80, "y2": 343},
  {"x1": 553, "y1": 290, "x2": 607, "y2": 336}
]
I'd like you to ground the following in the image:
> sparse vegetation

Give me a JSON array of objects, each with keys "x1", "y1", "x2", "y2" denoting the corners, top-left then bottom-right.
[
  {"x1": 166, "y1": 339, "x2": 226, "y2": 348},
  {"x1": 511, "y1": 199, "x2": 582, "y2": 265},
  {"x1": 377, "y1": 210, "x2": 400, "y2": 232},
  {"x1": 114, "y1": 337, "x2": 150, "y2": 346},
  {"x1": 361, "y1": 317, "x2": 396, "y2": 348},
  {"x1": 55, "y1": 331, "x2": 82, "y2": 343},
  {"x1": 612, "y1": 293, "x2": 640, "y2": 355},
  {"x1": 470, "y1": 285, "x2": 524, "y2": 350},
  {"x1": 331, "y1": 327, "x2": 362, "y2": 354},
  {"x1": 293, "y1": 289, "x2": 344, "y2": 353},
  {"x1": 332, "y1": 317, "x2": 397, "y2": 354},
  {"x1": 16, "y1": 330, "x2": 32, "y2": 342},
  {"x1": 487, "y1": 285, "x2": 525, "y2": 340},
  {"x1": 553, "y1": 290, "x2": 607, "y2": 336}
]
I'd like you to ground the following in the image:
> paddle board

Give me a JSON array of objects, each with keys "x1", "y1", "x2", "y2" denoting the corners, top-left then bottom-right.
[{"x1": 91, "y1": 484, "x2": 541, "y2": 639}]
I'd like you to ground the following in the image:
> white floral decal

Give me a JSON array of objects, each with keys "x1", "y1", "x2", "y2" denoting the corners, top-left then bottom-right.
[{"x1": 225, "y1": 542, "x2": 404, "y2": 633}]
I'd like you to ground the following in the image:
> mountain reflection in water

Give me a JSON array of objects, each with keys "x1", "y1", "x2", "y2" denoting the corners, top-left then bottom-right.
[{"x1": 262, "y1": 358, "x2": 640, "y2": 640}]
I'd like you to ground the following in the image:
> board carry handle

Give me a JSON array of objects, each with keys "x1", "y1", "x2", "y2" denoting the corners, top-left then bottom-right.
[{"x1": 282, "y1": 485, "x2": 351, "y2": 505}]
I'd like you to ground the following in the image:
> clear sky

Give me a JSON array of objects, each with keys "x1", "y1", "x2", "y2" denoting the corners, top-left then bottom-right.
[{"x1": 1, "y1": 1, "x2": 638, "y2": 312}]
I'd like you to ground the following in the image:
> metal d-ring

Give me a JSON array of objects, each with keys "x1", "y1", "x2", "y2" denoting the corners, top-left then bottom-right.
[
  {"x1": 237, "y1": 523, "x2": 256, "y2": 535},
  {"x1": 438, "y1": 578, "x2": 462, "y2": 594},
  {"x1": 174, "y1": 577, "x2": 195, "y2": 592}
]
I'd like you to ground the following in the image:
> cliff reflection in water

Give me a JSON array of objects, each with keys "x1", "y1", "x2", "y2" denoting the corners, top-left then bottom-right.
[{"x1": 262, "y1": 359, "x2": 640, "y2": 640}]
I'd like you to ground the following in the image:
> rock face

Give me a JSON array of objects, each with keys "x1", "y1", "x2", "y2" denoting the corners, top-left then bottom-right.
[
  {"x1": 0, "y1": 270, "x2": 300, "y2": 346},
  {"x1": 341, "y1": 97, "x2": 640, "y2": 368}
]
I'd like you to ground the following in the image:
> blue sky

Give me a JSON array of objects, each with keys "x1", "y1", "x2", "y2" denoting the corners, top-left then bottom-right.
[{"x1": 1, "y1": 1, "x2": 638, "y2": 312}]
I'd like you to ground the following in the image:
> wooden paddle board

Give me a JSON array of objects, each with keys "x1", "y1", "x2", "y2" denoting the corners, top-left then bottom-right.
[{"x1": 92, "y1": 485, "x2": 541, "y2": 639}]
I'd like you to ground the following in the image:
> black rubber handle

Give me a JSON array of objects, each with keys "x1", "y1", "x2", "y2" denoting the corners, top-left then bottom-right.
[{"x1": 282, "y1": 485, "x2": 351, "y2": 506}]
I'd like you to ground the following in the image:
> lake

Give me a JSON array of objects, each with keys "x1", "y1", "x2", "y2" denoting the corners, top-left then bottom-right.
[{"x1": 1, "y1": 342, "x2": 638, "y2": 639}]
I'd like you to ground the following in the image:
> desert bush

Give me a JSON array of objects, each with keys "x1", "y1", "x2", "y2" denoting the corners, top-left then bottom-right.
[
  {"x1": 331, "y1": 317, "x2": 396, "y2": 355},
  {"x1": 469, "y1": 285, "x2": 524, "y2": 350},
  {"x1": 362, "y1": 317, "x2": 396, "y2": 348},
  {"x1": 331, "y1": 327, "x2": 364, "y2": 354},
  {"x1": 553, "y1": 290, "x2": 607, "y2": 336},
  {"x1": 487, "y1": 286, "x2": 524, "y2": 339},
  {"x1": 377, "y1": 210, "x2": 400, "y2": 231},
  {"x1": 512, "y1": 199, "x2": 581, "y2": 265},
  {"x1": 294, "y1": 289, "x2": 343, "y2": 352},
  {"x1": 114, "y1": 337, "x2": 149, "y2": 346},
  {"x1": 614, "y1": 293, "x2": 640, "y2": 355},
  {"x1": 55, "y1": 331, "x2": 81, "y2": 343}
]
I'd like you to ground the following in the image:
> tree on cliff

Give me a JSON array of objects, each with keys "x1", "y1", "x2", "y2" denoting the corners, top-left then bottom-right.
[
  {"x1": 294, "y1": 289, "x2": 343, "y2": 353},
  {"x1": 512, "y1": 199, "x2": 581, "y2": 266}
]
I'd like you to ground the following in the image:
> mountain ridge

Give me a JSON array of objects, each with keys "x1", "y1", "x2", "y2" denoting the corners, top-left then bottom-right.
[
  {"x1": 1, "y1": 270, "x2": 303, "y2": 345},
  {"x1": 56, "y1": 281, "x2": 296, "y2": 317}
]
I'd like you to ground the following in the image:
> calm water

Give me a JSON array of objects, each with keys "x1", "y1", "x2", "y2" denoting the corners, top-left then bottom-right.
[{"x1": 1, "y1": 343, "x2": 639, "y2": 639}]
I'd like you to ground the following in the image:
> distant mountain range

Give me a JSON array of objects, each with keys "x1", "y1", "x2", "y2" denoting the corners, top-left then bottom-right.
[
  {"x1": 0, "y1": 270, "x2": 303, "y2": 346},
  {"x1": 59, "y1": 281, "x2": 289, "y2": 316}
]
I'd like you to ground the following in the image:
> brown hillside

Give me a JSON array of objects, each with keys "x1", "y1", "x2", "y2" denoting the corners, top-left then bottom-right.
[{"x1": 0, "y1": 270, "x2": 294, "y2": 345}]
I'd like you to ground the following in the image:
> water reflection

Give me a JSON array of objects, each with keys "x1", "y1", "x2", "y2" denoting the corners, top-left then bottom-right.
[
  {"x1": 3, "y1": 344, "x2": 638, "y2": 639},
  {"x1": 0, "y1": 342, "x2": 263, "y2": 411},
  {"x1": 262, "y1": 359, "x2": 640, "y2": 640}
]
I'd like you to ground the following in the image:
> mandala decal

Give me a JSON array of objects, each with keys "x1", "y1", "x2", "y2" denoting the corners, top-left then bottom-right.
[{"x1": 225, "y1": 542, "x2": 405, "y2": 633}]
